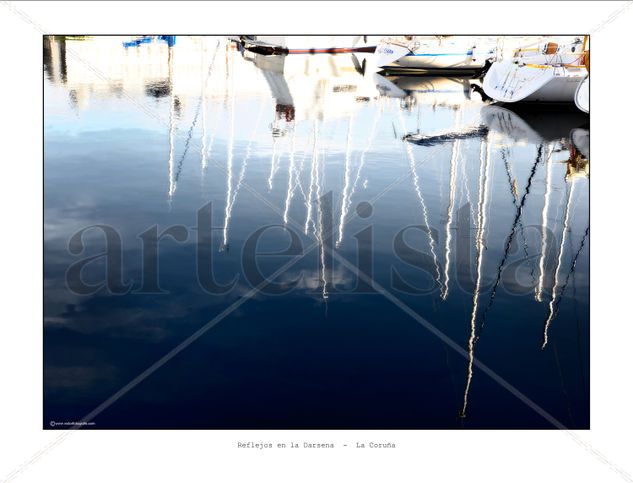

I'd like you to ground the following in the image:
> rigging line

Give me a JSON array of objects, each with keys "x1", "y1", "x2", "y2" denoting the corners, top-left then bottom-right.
[
  {"x1": 173, "y1": 100, "x2": 202, "y2": 184},
  {"x1": 476, "y1": 143, "x2": 545, "y2": 336},
  {"x1": 501, "y1": 146, "x2": 535, "y2": 282}
]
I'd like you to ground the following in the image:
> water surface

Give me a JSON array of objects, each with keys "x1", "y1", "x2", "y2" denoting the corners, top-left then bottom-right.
[{"x1": 44, "y1": 36, "x2": 589, "y2": 429}]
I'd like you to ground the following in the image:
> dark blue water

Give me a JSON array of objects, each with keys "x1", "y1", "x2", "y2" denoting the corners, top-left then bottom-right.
[{"x1": 44, "y1": 36, "x2": 589, "y2": 429}]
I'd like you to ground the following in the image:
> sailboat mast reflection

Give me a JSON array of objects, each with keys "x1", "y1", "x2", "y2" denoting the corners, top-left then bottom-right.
[
  {"x1": 335, "y1": 106, "x2": 382, "y2": 248},
  {"x1": 441, "y1": 110, "x2": 461, "y2": 300},
  {"x1": 199, "y1": 39, "x2": 221, "y2": 172},
  {"x1": 399, "y1": 108, "x2": 441, "y2": 287},
  {"x1": 221, "y1": 99, "x2": 266, "y2": 251},
  {"x1": 542, "y1": 179, "x2": 576, "y2": 349},
  {"x1": 221, "y1": 50, "x2": 236, "y2": 251},
  {"x1": 348, "y1": 108, "x2": 381, "y2": 210},
  {"x1": 336, "y1": 114, "x2": 355, "y2": 248},
  {"x1": 316, "y1": 149, "x2": 330, "y2": 301},
  {"x1": 282, "y1": 128, "x2": 298, "y2": 225},
  {"x1": 200, "y1": 42, "x2": 208, "y2": 172},
  {"x1": 302, "y1": 118, "x2": 330, "y2": 300},
  {"x1": 545, "y1": 224, "x2": 589, "y2": 330},
  {"x1": 167, "y1": 46, "x2": 176, "y2": 204},
  {"x1": 460, "y1": 137, "x2": 491, "y2": 419},
  {"x1": 536, "y1": 146, "x2": 554, "y2": 302},
  {"x1": 305, "y1": 120, "x2": 319, "y2": 235},
  {"x1": 284, "y1": 132, "x2": 311, "y2": 225},
  {"x1": 268, "y1": 137, "x2": 282, "y2": 190}
]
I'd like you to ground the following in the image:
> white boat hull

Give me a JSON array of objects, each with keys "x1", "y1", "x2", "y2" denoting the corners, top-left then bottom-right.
[
  {"x1": 375, "y1": 38, "x2": 495, "y2": 72},
  {"x1": 575, "y1": 75, "x2": 589, "y2": 113},
  {"x1": 483, "y1": 60, "x2": 584, "y2": 104}
]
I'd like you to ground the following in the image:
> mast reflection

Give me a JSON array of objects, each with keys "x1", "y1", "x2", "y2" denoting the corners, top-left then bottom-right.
[{"x1": 460, "y1": 138, "x2": 491, "y2": 418}]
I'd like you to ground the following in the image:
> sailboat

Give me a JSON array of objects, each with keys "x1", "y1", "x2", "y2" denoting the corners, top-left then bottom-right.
[
  {"x1": 374, "y1": 36, "x2": 497, "y2": 74},
  {"x1": 482, "y1": 37, "x2": 588, "y2": 107}
]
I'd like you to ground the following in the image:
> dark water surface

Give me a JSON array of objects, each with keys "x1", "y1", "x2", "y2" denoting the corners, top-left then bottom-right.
[{"x1": 44, "y1": 36, "x2": 589, "y2": 429}]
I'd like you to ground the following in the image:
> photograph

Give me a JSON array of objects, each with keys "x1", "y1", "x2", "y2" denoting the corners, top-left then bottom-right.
[
  {"x1": 43, "y1": 34, "x2": 589, "y2": 429},
  {"x1": 8, "y1": 1, "x2": 633, "y2": 481}
]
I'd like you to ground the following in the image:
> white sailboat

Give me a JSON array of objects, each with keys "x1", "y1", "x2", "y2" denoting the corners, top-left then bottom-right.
[
  {"x1": 482, "y1": 37, "x2": 588, "y2": 107},
  {"x1": 374, "y1": 36, "x2": 497, "y2": 74}
]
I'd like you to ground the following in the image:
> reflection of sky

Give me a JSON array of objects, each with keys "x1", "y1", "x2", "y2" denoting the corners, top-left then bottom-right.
[{"x1": 44, "y1": 36, "x2": 589, "y2": 429}]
